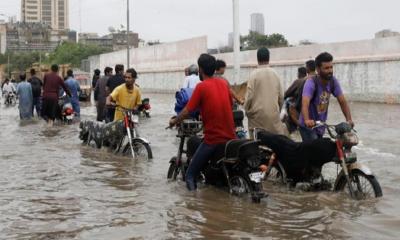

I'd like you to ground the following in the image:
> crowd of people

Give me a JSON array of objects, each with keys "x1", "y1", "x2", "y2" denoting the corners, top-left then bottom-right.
[
  {"x1": 1, "y1": 48, "x2": 354, "y2": 192},
  {"x1": 0, "y1": 64, "x2": 77, "y2": 126},
  {"x1": 0, "y1": 61, "x2": 144, "y2": 128},
  {"x1": 170, "y1": 49, "x2": 353, "y2": 191}
]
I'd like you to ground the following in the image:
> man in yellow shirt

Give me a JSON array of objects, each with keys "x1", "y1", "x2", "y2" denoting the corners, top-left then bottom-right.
[{"x1": 106, "y1": 68, "x2": 142, "y2": 121}]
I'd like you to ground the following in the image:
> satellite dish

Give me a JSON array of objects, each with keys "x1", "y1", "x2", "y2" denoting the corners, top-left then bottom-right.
[{"x1": 108, "y1": 26, "x2": 116, "y2": 33}]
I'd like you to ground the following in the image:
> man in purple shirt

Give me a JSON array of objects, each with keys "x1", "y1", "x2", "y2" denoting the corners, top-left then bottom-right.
[{"x1": 299, "y1": 52, "x2": 353, "y2": 142}]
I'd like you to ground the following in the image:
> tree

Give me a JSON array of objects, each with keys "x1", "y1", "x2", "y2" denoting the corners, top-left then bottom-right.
[
  {"x1": 47, "y1": 42, "x2": 112, "y2": 67},
  {"x1": 265, "y1": 33, "x2": 289, "y2": 48},
  {"x1": 241, "y1": 31, "x2": 289, "y2": 50},
  {"x1": 0, "y1": 51, "x2": 41, "y2": 75}
]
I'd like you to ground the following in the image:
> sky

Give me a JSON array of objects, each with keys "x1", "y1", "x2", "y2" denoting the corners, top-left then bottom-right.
[{"x1": 1, "y1": 0, "x2": 399, "y2": 48}]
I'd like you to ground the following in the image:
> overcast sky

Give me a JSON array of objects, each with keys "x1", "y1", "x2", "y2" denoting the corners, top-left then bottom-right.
[{"x1": 1, "y1": 0, "x2": 399, "y2": 47}]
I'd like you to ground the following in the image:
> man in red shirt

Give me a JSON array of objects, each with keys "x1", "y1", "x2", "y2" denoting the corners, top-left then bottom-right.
[
  {"x1": 42, "y1": 64, "x2": 71, "y2": 126},
  {"x1": 169, "y1": 54, "x2": 236, "y2": 191}
]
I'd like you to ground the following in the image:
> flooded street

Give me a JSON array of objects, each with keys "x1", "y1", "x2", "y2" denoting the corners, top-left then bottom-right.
[{"x1": 0, "y1": 93, "x2": 399, "y2": 240}]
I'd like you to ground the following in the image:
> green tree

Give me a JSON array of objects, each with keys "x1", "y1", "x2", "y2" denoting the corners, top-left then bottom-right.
[
  {"x1": 241, "y1": 31, "x2": 289, "y2": 50},
  {"x1": 0, "y1": 51, "x2": 42, "y2": 75},
  {"x1": 47, "y1": 42, "x2": 112, "y2": 67}
]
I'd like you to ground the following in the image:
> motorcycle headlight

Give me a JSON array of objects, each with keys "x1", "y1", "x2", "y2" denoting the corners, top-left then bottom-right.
[
  {"x1": 132, "y1": 115, "x2": 139, "y2": 124},
  {"x1": 344, "y1": 151, "x2": 357, "y2": 164},
  {"x1": 342, "y1": 132, "x2": 358, "y2": 147}
]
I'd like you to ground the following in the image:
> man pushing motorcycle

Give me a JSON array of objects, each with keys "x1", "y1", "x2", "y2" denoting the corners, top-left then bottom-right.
[
  {"x1": 299, "y1": 52, "x2": 354, "y2": 142},
  {"x1": 169, "y1": 53, "x2": 236, "y2": 191},
  {"x1": 106, "y1": 68, "x2": 142, "y2": 121}
]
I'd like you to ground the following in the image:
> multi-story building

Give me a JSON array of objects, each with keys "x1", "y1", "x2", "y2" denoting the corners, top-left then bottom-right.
[
  {"x1": 21, "y1": 0, "x2": 69, "y2": 30},
  {"x1": 250, "y1": 13, "x2": 265, "y2": 35},
  {"x1": 4, "y1": 21, "x2": 75, "y2": 52},
  {"x1": 79, "y1": 32, "x2": 139, "y2": 51}
]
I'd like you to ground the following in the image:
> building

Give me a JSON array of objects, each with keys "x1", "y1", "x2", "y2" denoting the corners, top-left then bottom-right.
[
  {"x1": 67, "y1": 30, "x2": 77, "y2": 43},
  {"x1": 375, "y1": 29, "x2": 400, "y2": 38},
  {"x1": 250, "y1": 13, "x2": 265, "y2": 35},
  {"x1": 21, "y1": 0, "x2": 69, "y2": 30},
  {"x1": 79, "y1": 32, "x2": 139, "y2": 51},
  {"x1": 0, "y1": 21, "x2": 6, "y2": 54},
  {"x1": 79, "y1": 33, "x2": 113, "y2": 49},
  {"x1": 4, "y1": 21, "x2": 72, "y2": 52}
]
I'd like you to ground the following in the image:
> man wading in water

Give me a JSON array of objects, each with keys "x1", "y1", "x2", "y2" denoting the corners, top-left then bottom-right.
[
  {"x1": 169, "y1": 54, "x2": 236, "y2": 191},
  {"x1": 106, "y1": 68, "x2": 142, "y2": 122},
  {"x1": 42, "y1": 64, "x2": 71, "y2": 127}
]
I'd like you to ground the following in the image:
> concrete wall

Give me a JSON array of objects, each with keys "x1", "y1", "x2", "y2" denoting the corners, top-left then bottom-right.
[
  {"x1": 89, "y1": 36, "x2": 207, "y2": 72},
  {"x1": 89, "y1": 36, "x2": 400, "y2": 103}
]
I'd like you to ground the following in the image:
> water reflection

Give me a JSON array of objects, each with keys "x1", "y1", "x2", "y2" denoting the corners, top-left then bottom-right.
[{"x1": 0, "y1": 94, "x2": 399, "y2": 239}]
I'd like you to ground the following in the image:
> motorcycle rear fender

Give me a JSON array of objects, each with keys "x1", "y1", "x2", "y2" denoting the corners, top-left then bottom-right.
[{"x1": 133, "y1": 137, "x2": 150, "y2": 144}]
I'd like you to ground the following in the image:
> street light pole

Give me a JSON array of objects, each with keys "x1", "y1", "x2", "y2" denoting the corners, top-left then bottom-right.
[
  {"x1": 127, "y1": 0, "x2": 130, "y2": 68},
  {"x1": 7, "y1": 52, "x2": 10, "y2": 78},
  {"x1": 232, "y1": 0, "x2": 240, "y2": 84}
]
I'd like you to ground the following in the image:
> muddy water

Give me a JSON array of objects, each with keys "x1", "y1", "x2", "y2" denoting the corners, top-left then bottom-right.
[{"x1": 0, "y1": 94, "x2": 399, "y2": 240}]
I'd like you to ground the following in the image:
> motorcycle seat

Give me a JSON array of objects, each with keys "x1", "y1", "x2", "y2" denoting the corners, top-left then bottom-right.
[{"x1": 225, "y1": 139, "x2": 259, "y2": 162}]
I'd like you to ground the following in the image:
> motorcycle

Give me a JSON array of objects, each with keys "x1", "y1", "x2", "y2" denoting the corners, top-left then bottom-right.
[
  {"x1": 167, "y1": 119, "x2": 267, "y2": 203},
  {"x1": 79, "y1": 106, "x2": 153, "y2": 160},
  {"x1": 256, "y1": 122, "x2": 383, "y2": 200},
  {"x1": 58, "y1": 94, "x2": 75, "y2": 124},
  {"x1": 113, "y1": 105, "x2": 153, "y2": 160},
  {"x1": 137, "y1": 98, "x2": 151, "y2": 118},
  {"x1": 4, "y1": 91, "x2": 17, "y2": 106}
]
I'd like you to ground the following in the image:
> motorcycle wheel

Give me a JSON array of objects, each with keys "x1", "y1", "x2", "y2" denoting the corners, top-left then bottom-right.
[
  {"x1": 122, "y1": 139, "x2": 153, "y2": 160},
  {"x1": 266, "y1": 163, "x2": 285, "y2": 184},
  {"x1": 229, "y1": 174, "x2": 251, "y2": 196},
  {"x1": 335, "y1": 170, "x2": 383, "y2": 199},
  {"x1": 167, "y1": 157, "x2": 180, "y2": 180}
]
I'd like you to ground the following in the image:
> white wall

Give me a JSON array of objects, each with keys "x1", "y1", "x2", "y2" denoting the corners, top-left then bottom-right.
[{"x1": 89, "y1": 36, "x2": 400, "y2": 103}]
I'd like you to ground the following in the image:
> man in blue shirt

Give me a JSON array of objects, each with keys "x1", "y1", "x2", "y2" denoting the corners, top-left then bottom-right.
[
  {"x1": 65, "y1": 69, "x2": 81, "y2": 117},
  {"x1": 16, "y1": 73, "x2": 33, "y2": 120}
]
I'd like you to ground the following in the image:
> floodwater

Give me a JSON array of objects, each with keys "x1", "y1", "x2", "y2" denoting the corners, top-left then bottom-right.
[{"x1": 0, "y1": 93, "x2": 399, "y2": 240}]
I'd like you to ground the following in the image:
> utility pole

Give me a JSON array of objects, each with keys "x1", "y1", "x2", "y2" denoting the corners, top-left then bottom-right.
[
  {"x1": 232, "y1": 0, "x2": 240, "y2": 84},
  {"x1": 126, "y1": 0, "x2": 130, "y2": 68},
  {"x1": 7, "y1": 53, "x2": 10, "y2": 78},
  {"x1": 39, "y1": 28, "x2": 42, "y2": 77}
]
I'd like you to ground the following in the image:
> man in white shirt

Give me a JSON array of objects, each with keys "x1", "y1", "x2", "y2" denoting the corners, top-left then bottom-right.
[
  {"x1": 182, "y1": 64, "x2": 200, "y2": 89},
  {"x1": 2, "y1": 78, "x2": 16, "y2": 94}
]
